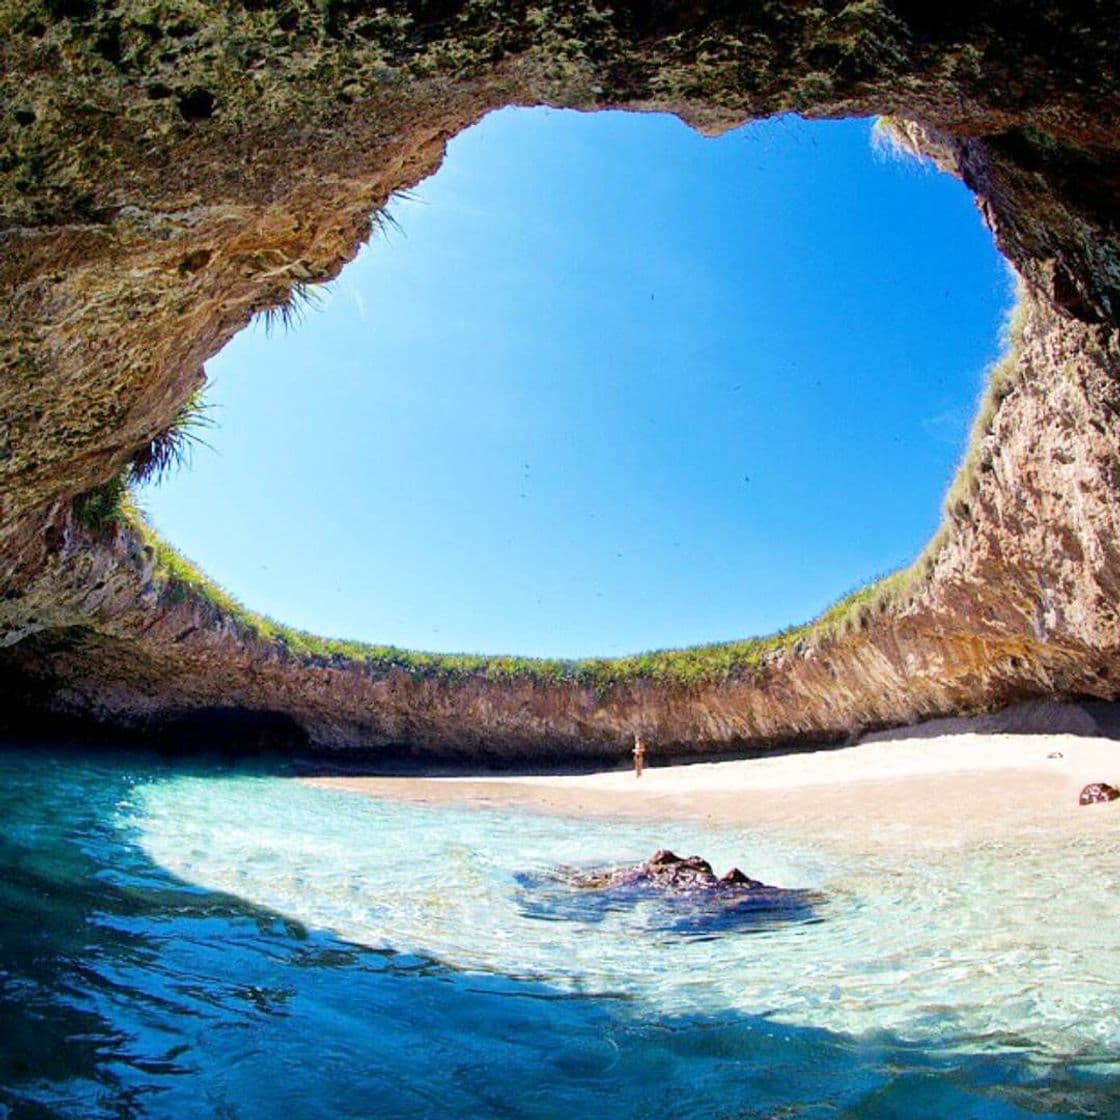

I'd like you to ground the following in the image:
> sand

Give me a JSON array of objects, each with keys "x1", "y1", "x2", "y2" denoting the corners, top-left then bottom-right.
[{"x1": 304, "y1": 733, "x2": 1120, "y2": 852}]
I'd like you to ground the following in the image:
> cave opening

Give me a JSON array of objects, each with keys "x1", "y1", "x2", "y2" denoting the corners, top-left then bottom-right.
[{"x1": 136, "y1": 107, "x2": 1012, "y2": 660}]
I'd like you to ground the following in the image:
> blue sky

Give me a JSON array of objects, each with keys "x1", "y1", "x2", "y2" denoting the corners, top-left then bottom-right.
[{"x1": 142, "y1": 108, "x2": 1012, "y2": 658}]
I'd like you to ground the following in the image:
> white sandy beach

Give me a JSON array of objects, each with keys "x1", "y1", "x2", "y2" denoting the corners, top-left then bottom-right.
[{"x1": 305, "y1": 730, "x2": 1120, "y2": 852}]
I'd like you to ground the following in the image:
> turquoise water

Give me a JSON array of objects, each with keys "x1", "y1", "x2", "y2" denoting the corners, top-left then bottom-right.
[{"x1": 2, "y1": 746, "x2": 1120, "y2": 1118}]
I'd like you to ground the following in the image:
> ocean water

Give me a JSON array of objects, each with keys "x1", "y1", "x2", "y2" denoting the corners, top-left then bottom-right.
[{"x1": 2, "y1": 745, "x2": 1119, "y2": 1119}]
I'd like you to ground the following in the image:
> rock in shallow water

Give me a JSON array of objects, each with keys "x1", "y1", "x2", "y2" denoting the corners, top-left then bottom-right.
[
  {"x1": 514, "y1": 850, "x2": 823, "y2": 938},
  {"x1": 571, "y1": 848, "x2": 769, "y2": 893},
  {"x1": 1079, "y1": 782, "x2": 1120, "y2": 805}
]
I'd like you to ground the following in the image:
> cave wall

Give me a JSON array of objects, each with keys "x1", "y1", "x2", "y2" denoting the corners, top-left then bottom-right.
[{"x1": 2, "y1": 1, "x2": 1120, "y2": 757}]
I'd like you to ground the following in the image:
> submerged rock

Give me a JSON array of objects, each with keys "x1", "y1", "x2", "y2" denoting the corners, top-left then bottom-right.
[
  {"x1": 517, "y1": 850, "x2": 821, "y2": 937},
  {"x1": 571, "y1": 849, "x2": 769, "y2": 893},
  {"x1": 1079, "y1": 782, "x2": 1119, "y2": 805}
]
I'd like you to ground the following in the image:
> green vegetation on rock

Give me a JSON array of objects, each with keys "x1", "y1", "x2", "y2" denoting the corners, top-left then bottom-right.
[
  {"x1": 72, "y1": 474, "x2": 131, "y2": 531},
  {"x1": 128, "y1": 388, "x2": 215, "y2": 486}
]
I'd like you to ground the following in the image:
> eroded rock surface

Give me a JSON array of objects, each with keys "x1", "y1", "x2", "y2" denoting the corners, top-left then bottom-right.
[
  {"x1": 518, "y1": 850, "x2": 819, "y2": 936},
  {"x1": 2, "y1": 3, "x2": 1120, "y2": 759},
  {"x1": 572, "y1": 849, "x2": 768, "y2": 893}
]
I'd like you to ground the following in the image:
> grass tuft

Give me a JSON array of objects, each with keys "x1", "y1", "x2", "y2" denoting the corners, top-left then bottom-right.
[
  {"x1": 370, "y1": 203, "x2": 404, "y2": 240},
  {"x1": 129, "y1": 388, "x2": 215, "y2": 486},
  {"x1": 73, "y1": 473, "x2": 131, "y2": 530},
  {"x1": 261, "y1": 280, "x2": 324, "y2": 336},
  {"x1": 257, "y1": 193, "x2": 409, "y2": 335}
]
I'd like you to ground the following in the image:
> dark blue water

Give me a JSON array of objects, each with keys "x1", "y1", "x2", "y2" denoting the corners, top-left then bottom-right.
[{"x1": 1, "y1": 745, "x2": 1117, "y2": 1119}]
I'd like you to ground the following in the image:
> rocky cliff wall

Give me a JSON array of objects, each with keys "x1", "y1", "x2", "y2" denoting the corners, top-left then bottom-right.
[{"x1": 2, "y1": 2, "x2": 1119, "y2": 759}]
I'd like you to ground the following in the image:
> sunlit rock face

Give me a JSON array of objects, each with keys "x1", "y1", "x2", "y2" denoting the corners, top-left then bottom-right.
[{"x1": 1, "y1": 3, "x2": 1120, "y2": 758}]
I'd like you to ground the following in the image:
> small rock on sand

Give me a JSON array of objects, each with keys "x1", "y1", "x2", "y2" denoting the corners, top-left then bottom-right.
[{"x1": 1079, "y1": 782, "x2": 1119, "y2": 805}]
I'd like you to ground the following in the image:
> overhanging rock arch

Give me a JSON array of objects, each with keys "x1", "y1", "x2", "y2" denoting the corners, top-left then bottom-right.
[{"x1": 1, "y1": 2, "x2": 1119, "y2": 758}]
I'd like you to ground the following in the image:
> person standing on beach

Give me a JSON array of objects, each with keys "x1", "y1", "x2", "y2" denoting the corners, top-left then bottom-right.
[{"x1": 632, "y1": 734, "x2": 647, "y2": 778}]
